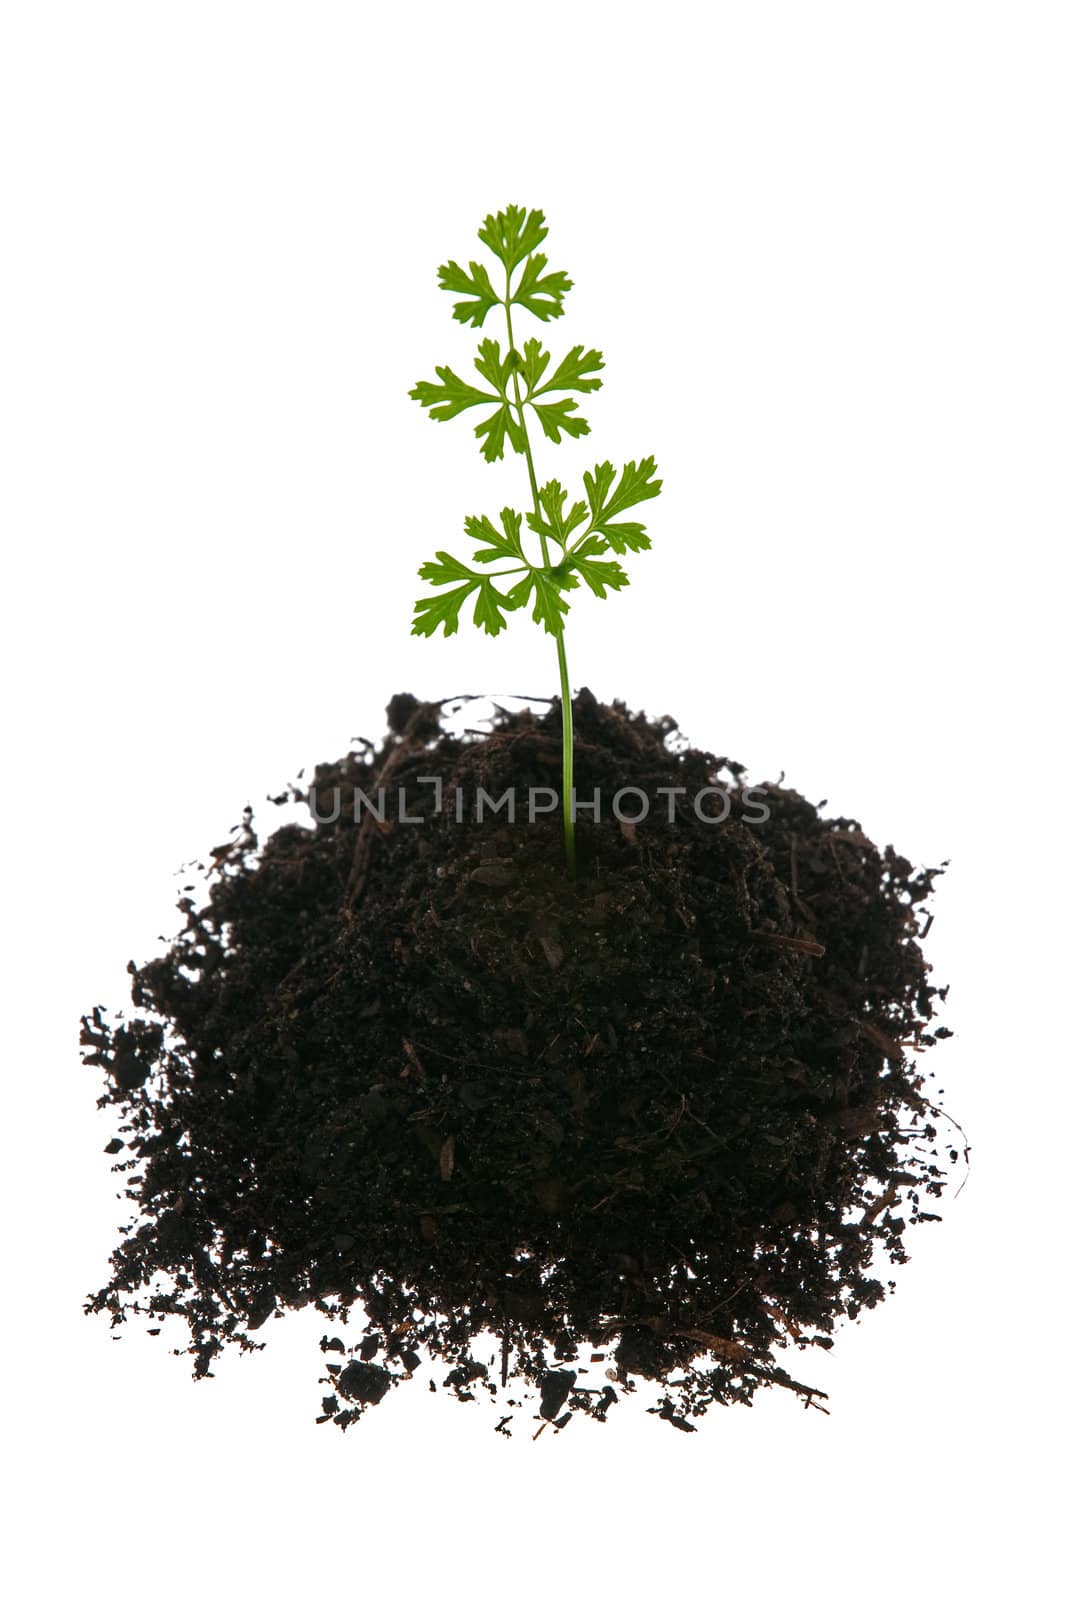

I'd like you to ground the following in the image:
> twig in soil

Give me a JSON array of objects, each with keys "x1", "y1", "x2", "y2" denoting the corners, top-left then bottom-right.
[
  {"x1": 931, "y1": 1102, "x2": 972, "y2": 1196},
  {"x1": 754, "y1": 932, "x2": 827, "y2": 957},
  {"x1": 858, "y1": 1019, "x2": 904, "y2": 1060},
  {"x1": 588, "y1": 1184, "x2": 643, "y2": 1213},
  {"x1": 596, "y1": 1317, "x2": 831, "y2": 1413},
  {"x1": 701, "y1": 1279, "x2": 751, "y2": 1317},
  {"x1": 343, "y1": 708, "x2": 431, "y2": 911},
  {"x1": 828, "y1": 838, "x2": 847, "y2": 882}
]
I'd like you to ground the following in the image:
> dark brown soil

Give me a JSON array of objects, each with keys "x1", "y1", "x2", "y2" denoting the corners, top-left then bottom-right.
[{"x1": 83, "y1": 692, "x2": 956, "y2": 1435}]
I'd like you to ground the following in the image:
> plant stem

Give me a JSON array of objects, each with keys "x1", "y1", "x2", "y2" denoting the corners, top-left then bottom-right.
[
  {"x1": 504, "y1": 278, "x2": 576, "y2": 876},
  {"x1": 555, "y1": 632, "x2": 575, "y2": 874}
]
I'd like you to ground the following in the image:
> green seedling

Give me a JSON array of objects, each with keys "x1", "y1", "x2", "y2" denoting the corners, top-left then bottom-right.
[{"x1": 410, "y1": 203, "x2": 661, "y2": 874}]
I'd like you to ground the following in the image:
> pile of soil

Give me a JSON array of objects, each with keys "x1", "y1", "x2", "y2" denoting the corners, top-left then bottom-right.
[{"x1": 83, "y1": 692, "x2": 955, "y2": 1435}]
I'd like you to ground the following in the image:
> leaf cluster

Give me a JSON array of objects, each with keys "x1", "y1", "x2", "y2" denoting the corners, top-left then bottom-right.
[
  {"x1": 413, "y1": 457, "x2": 661, "y2": 639},
  {"x1": 410, "y1": 205, "x2": 661, "y2": 639}
]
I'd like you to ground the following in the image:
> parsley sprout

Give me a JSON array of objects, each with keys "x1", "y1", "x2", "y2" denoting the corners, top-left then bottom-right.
[{"x1": 409, "y1": 204, "x2": 662, "y2": 874}]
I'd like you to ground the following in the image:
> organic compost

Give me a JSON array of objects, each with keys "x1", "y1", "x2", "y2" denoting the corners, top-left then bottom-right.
[{"x1": 83, "y1": 692, "x2": 955, "y2": 1434}]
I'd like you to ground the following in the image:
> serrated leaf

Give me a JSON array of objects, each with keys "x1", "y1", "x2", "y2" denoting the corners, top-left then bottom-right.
[
  {"x1": 532, "y1": 399, "x2": 590, "y2": 444},
  {"x1": 438, "y1": 259, "x2": 501, "y2": 328},
  {"x1": 413, "y1": 552, "x2": 516, "y2": 638},
  {"x1": 478, "y1": 205, "x2": 548, "y2": 273},
  {"x1": 505, "y1": 570, "x2": 571, "y2": 637},
  {"x1": 586, "y1": 455, "x2": 662, "y2": 520},
  {"x1": 582, "y1": 461, "x2": 615, "y2": 517},
  {"x1": 525, "y1": 480, "x2": 588, "y2": 547},
  {"x1": 471, "y1": 583, "x2": 513, "y2": 636},
  {"x1": 410, "y1": 366, "x2": 499, "y2": 422},
  {"x1": 473, "y1": 402, "x2": 526, "y2": 463},
  {"x1": 530, "y1": 570, "x2": 571, "y2": 634},
  {"x1": 513, "y1": 251, "x2": 572, "y2": 321},
  {"x1": 563, "y1": 551, "x2": 629, "y2": 600},
  {"x1": 466, "y1": 507, "x2": 526, "y2": 564},
  {"x1": 582, "y1": 457, "x2": 662, "y2": 552},
  {"x1": 472, "y1": 338, "x2": 521, "y2": 396},
  {"x1": 591, "y1": 521, "x2": 651, "y2": 554},
  {"x1": 412, "y1": 584, "x2": 476, "y2": 638},
  {"x1": 519, "y1": 338, "x2": 551, "y2": 395},
  {"x1": 418, "y1": 551, "x2": 478, "y2": 587},
  {"x1": 534, "y1": 344, "x2": 604, "y2": 397}
]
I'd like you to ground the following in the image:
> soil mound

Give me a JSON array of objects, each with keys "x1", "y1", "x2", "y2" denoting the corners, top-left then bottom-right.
[{"x1": 83, "y1": 692, "x2": 954, "y2": 1434}]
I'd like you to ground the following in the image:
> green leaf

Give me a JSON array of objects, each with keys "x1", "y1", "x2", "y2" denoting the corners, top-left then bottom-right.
[
  {"x1": 582, "y1": 460, "x2": 615, "y2": 516},
  {"x1": 438, "y1": 259, "x2": 502, "y2": 328},
  {"x1": 410, "y1": 358, "x2": 525, "y2": 463},
  {"x1": 413, "y1": 552, "x2": 515, "y2": 637},
  {"x1": 533, "y1": 344, "x2": 604, "y2": 396},
  {"x1": 530, "y1": 570, "x2": 572, "y2": 634},
  {"x1": 582, "y1": 456, "x2": 662, "y2": 553},
  {"x1": 466, "y1": 507, "x2": 526, "y2": 564},
  {"x1": 562, "y1": 548, "x2": 629, "y2": 600},
  {"x1": 478, "y1": 205, "x2": 548, "y2": 273},
  {"x1": 473, "y1": 402, "x2": 526, "y2": 463},
  {"x1": 506, "y1": 569, "x2": 571, "y2": 636},
  {"x1": 410, "y1": 366, "x2": 498, "y2": 422},
  {"x1": 512, "y1": 251, "x2": 572, "y2": 321},
  {"x1": 588, "y1": 519, "x2": 650, "y2": 553},
  {"x1": 412, "y1": 583, "x2": 477, "y2": 639},
  {"x1": 519, "y1": 338, "x2": 551, "y2": 395},
  {"x1": 472, "y1": 582, "x2": 514, "y2": 636},
  {"x1": 587, "y1": 455, "x2": 663, "y2": 520},
  {"x1": 525, "y1": 480, "x2": 588, "y2": 547},
  {"x1": 472, "y1": 338, "x2": 521, "y2": 396},
  {"x1": 418, "y1": 551, "x2": 479, "y2": 588},
  {"x1": 412, "y1": 590, "x2": 464, "y2": 637},
  {"x1": 532, "y1": 398, "x2": 590, "y2": 444},
  {"x1": 437, "y1": 338, "x2": 527, "y2": 461}
]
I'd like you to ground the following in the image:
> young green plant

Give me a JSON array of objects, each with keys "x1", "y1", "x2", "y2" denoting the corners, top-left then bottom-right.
[{"x1": 410, "y1": 203, "x2": 661, "y2": 875}]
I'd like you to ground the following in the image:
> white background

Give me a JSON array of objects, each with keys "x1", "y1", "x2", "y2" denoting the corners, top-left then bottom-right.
[{"x1": 3, "y1": 3, "x2": 1068, "y2": 1594}]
